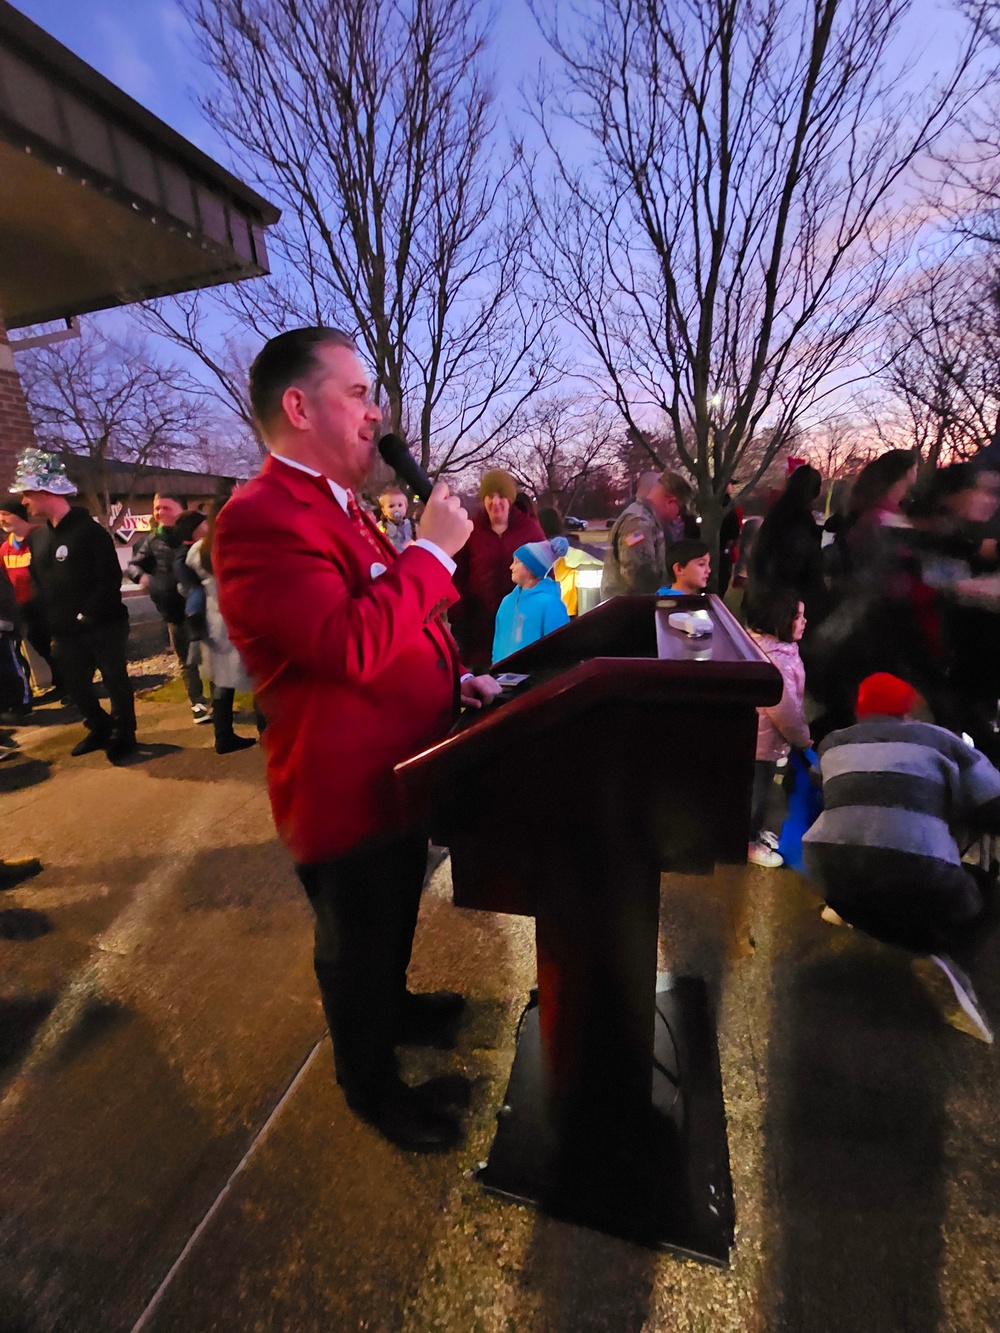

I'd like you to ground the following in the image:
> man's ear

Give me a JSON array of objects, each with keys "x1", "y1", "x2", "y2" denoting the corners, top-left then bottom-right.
[{"x1": 281, "y1": 384, "x2": 310, "y2": 431}]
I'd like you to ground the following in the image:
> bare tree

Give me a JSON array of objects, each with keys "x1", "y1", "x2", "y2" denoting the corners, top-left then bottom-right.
[
  {"x1": 496, "y1": 395, "x2": 619, "y2": 512},
  {"x1": 802, "y1": 414, "x2": 879, "y2": 483},
  {"x1": 526, "y1": 0, "x2": 986, "y2": 559},
  {"x1": 141, "y1": 292, "x2": 264, "y2": 452},
  {"x1": 878, "y1": 253, "x2": 1000, "y2": 464},
  {"x1": 937, "y1": 1, "x2": 1000, "y2": 253},
  {"x1": 16, "y1": 327, "x2": 211, "y2": 524},
  {"x1": 155, "y1": 0, "x2": 559, "y2": 473}
]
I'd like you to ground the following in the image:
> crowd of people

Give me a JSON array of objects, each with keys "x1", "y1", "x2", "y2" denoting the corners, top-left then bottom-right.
[
  {"x1": 0, "y1": 452, "x2": 257, "y2": 764},
  {"x1": 5, "y1": 331, "x2": 1000, "y2": 1150},
  {"x1": 744, "y1": 451, "x2": 1000, "y2": 759},
  {"x1": 741, "y1": 453, "x2": 1000, "y2": 1039}
]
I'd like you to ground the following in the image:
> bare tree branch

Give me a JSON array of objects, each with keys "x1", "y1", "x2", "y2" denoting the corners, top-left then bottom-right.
[
  {"x1": 493, "y1": 394, "x2": 619, "y2": 512},
  {"x1": 879, "y1": 251, "x2": 1000, "y2": 463},
  {"x1": 525, "y1": 0, "x2": 987, "y2": 556},
  {"x1": 16, "y1": 327, "x2": 215, "y2": 524},
  {"x1": 153, "y1": 0, "x2": 561, "y2": 472}
]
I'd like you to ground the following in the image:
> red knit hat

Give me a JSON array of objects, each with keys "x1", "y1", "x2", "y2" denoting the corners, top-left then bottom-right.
[{"x1": 855, "y1": 673, "x2": 920, "y2": 718}]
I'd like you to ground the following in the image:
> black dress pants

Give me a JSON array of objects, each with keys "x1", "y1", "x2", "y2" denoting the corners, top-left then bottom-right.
[
  {"x1": 53, "y1": 622, "x2": 136, "y2": 739},
  {"x1": 296, "y1": 830, "x2": 429, "y2": 1110}
]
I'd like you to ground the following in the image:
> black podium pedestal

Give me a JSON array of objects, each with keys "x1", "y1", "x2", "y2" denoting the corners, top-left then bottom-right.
[{"x1": 477, "y1": 976, "x2": 735, "y2": 1265}]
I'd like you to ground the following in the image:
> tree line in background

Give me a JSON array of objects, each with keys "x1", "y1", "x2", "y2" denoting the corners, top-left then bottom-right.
[{"x1": 10, "y1": 0, "x2": 1000, "y2": 538}]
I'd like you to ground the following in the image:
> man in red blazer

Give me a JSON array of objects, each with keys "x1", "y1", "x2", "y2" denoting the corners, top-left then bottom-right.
[{"x1": 215, "y1": 328, "x2": 501, "y2": 1152}]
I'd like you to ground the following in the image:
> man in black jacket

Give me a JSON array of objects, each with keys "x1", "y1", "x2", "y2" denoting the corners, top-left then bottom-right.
[
  {"x1": 13, "y1": 450, "x2": 136, "y2": 762},
  {"x1": 126, "y1": 494, "x2": 210, "y2": 724}
]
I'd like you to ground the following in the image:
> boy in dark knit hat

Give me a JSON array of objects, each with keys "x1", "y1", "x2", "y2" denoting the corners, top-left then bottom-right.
[
  {"x1": 803, "y1": 672, "x2": 1000, "y2": 1040},
  {"x1": 492, "y1": 536, "x2": 570, "y2": 663}
]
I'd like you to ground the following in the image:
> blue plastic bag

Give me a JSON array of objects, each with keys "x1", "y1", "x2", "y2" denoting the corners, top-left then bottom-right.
[{"x1": 777, "y1": 748, "x2": 822, "y2": 873}]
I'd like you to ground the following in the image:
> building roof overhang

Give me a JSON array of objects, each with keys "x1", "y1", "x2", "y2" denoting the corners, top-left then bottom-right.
[{"x1": 0, "y1": 0, "x2": 280, "y2": 329}]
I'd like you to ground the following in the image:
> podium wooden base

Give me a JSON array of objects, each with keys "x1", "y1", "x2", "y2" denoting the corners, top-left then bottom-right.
[{"x1": 477, "y1": 977, "x2": 735, "y2": 1265}]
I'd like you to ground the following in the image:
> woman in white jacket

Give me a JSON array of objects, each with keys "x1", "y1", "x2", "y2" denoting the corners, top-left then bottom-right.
[
  {"x1": 184, "y1": 505, "x2": 257, "y2": 755},
  {"x1": 746, "y1": 588, "x2": 812, "y2": 867}
]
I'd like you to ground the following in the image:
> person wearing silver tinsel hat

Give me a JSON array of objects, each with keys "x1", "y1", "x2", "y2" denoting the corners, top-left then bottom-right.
[{"x1": 13, "y1": 449, "x2": 136, "y2": 762}]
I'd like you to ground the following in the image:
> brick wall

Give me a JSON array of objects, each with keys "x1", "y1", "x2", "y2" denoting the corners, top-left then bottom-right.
[{"x1": 0, "y1": 308, "x2": 37, "y2": 491}]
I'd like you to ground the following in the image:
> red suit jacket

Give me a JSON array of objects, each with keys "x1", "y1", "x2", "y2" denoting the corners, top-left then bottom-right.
[{"x1": 215, "y1": 456, "x2": 461, "y2": 864}]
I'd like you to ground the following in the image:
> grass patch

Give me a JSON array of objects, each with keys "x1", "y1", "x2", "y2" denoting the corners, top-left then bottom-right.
[
  {"x1": 139, "y1": 677, "x2": 189, "y2": 704},
  {"x1": 139, "y1": 677, "x2": 254, "y2": 710}
]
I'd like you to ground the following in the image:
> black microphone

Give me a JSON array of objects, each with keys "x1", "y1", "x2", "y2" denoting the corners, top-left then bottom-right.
[{"x1": 377, "y1": 433, "x2": 434, "y2": 504}]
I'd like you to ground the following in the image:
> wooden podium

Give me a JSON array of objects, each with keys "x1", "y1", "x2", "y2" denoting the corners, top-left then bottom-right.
[{"x1": 396, "y1": 594, "x2": 781, "y2": 1261}]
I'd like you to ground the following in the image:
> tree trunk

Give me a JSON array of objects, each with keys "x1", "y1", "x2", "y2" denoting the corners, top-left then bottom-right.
[{"x1": 698, "y1": 492, "x2": 725, "y2": 595}]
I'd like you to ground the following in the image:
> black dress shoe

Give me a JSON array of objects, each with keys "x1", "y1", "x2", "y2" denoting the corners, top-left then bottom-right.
[
  {"x1": 71, "y1": 731, "x2": 111, "y2": 757},
  {"x1": 106, "y1": 735, "x2": 138, "y2": 763},
  {"x1": 397, "y1": 990, "x2": 466, "y2": 1047},
  {"x1": 0, "y1": 858, "x2": 43, "y2": 891},
  {"x1": 215, "y1": 733, "x2": 256, "y2": 755},
  {"x1": 351, "y1": 1082, "x2": 461, "y2": 1153}
]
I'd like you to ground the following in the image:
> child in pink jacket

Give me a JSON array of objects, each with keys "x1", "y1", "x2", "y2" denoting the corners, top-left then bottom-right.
[{"x1": 746, "y1": 588, "x2": 812, "y2": 867}]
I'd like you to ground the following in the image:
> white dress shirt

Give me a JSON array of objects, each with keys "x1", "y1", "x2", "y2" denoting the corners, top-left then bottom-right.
[{"x1": 269, "y1": 452, "x2": 455, "y2": 575}]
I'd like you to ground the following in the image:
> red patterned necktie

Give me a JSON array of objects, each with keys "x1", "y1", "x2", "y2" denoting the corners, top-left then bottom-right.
[{"x1": 345, "y1": 489, "x2": 396, "y2": 562}]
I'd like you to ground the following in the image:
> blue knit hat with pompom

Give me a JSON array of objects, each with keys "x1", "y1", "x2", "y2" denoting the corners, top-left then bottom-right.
[{"x1": 514, "y1": 536, "x2": 569, "y2": 578}]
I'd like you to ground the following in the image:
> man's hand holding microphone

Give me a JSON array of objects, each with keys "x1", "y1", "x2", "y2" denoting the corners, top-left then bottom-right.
[{"x1": 378, "y1": 434, "x2": 502, "y2": 709}]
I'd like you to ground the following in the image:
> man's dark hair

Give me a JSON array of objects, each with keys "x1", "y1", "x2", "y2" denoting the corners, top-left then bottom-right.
[
  {"x1": 249, "y1": 327, "x2": 357, "y2": 429},
  {"x1": 667, "y1": 538, "x2": 710, "y2": 571},
  {"x1": 658, "y1": 469, "x2": 694, "y2": 507},
  {"x1": 154, "y1": 492, "x2": 184, "y2": 506},
  {"x1": 745, "y1": 585, "x2": 802, "y2": 641}
]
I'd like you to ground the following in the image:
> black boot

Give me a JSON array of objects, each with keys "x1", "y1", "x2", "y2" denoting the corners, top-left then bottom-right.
[{"x1": 212, "y1": 688, "x2": 256, "y2": 755}]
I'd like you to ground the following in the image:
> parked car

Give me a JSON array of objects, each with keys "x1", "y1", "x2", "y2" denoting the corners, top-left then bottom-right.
[{"x1": 564, "y1": 515, "x2": 588, "y2": 531}]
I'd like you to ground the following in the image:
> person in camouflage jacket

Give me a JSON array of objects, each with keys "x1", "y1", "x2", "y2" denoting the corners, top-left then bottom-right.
[{"x1": 601, "y1": 470, "x2": 695, "y2": 599}]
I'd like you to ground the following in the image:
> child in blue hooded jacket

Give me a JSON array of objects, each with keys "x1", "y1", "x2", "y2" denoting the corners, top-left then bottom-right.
[{"x1": 492, "y1": 536, "x2": 570, "y2": 663}]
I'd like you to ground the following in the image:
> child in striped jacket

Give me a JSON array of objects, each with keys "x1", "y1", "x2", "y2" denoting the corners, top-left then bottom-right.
[{"x1": 803, "y1": 672, "x2": 1000, "y2": 1041}]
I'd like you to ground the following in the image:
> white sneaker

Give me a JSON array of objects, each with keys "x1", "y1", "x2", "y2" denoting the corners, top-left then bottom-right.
[
  {"x1": 748, "y1": 841, "x2": 784, "y2": 868},
  {"x1": 191, "y1": 703, "x2": 212, "y2": 725},
  {"x1": 930, "y1": 954, "x2": 994, "y2": 1043}
]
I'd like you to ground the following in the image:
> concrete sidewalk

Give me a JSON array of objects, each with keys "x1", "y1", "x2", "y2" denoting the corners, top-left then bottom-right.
[{"x1": 1, "y1": 686, "x2": 999, "y2": 1332}]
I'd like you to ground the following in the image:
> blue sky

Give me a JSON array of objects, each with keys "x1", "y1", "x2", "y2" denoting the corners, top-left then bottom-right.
[
  {"x1": 10, "y1": 0, "x2": 982, "y2": 442},
  {"x1": 14, "y1": 2, "x2": 218, "y2": 149},
  {"x1": 11, "y1": 0, "x2": 545, "y2": 186}
]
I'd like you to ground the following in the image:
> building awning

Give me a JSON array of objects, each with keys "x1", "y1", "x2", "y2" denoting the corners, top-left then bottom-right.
[
  {"x1": 61, "y1": 453, "x2": 242, "y2": 500},
  {"x1": 0, "y1": 0, "x2": 280, "y2": 329}
]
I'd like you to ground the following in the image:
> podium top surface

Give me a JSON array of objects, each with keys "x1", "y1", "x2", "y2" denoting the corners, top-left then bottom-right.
[{"x1": 396, "y1": 594, "x2": 782, "y2": 789}]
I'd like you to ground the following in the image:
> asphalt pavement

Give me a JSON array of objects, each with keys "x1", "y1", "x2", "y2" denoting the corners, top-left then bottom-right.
[{"x1": 1, "y1": 684, "x2": 1000, "y2": 1332}]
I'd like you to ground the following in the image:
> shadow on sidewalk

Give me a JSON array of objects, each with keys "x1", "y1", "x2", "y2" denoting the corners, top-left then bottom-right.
[
  {"x1": 0, "y1": 756, "x2": 51, "y2": 794},
  {"x1": 763, "y1": 909, "x2": 949, "y2": 1332}
]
